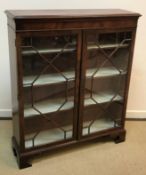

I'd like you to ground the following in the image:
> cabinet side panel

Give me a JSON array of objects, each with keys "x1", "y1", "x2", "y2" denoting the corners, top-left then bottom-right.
[
  {"x1": 8, "y1": 20, "x2": 20, "y2": 145},
  {"x1": 8, "y1": 20, "x2": 18, "y2": 112}
]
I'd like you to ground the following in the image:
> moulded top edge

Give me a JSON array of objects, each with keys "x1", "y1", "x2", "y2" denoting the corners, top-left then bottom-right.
[{"x1": 5, "y1": 9, "x2": 141, "y2": 20}]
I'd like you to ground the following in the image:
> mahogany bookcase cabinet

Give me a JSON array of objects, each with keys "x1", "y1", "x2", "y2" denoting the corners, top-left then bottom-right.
[{"x1": 6, "y1": 9, "x2": 140, "y2": 169}]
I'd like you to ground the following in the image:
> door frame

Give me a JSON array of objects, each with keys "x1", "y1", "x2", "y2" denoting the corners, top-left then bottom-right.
[
  {"x1": 16, "y1": 30, "x2": 82, "y2": 151},
  {"x1": 78, "y1": 28, "x2": 136, "y2": 139}
]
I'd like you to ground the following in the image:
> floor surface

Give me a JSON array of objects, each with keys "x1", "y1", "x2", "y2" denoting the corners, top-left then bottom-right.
[{"x1": 0, "y1": 120, "x2": 146, "y2": 175}]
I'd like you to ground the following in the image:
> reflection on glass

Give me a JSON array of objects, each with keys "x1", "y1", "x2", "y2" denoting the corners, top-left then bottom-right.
[
  {"x1": 21, "y1": 34, "x2": 77, "y2": 148},
  {"x1": 82, "y1": 31, "x2": 132, "y2": 135}
]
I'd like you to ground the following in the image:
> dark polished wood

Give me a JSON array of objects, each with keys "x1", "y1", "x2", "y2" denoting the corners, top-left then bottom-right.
[
  {"x1": 6, "y1": 9, "x2": 140, "y2": 169},
  {"x1": 5, "y1": 9, "x2": 141, "y2": 19},
  {"x1": 6, "y1": 9, "x2": 141, "y2": 32}
]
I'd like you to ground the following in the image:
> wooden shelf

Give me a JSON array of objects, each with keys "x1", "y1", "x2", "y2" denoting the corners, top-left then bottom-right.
[
  {"x1": 84, "y1": 93, "x2": 123, "y2": 105},
  {"x1": 22, "y1": 43, "x2": 129, "y2": 56},
  {"x1": 82, "y1": 119, "x2": 115, "y2": 135},
  {"x1": 23, "y1": 70, "x2": 75, "y2": 87},
  {"x1": 88, "y1": 43, "x2": 129, "y2": 50},
  {"x1": 22, "y1": 46, "x2": 76, "y2": 55},
  {"x1": 24, "y1": 118, "x2": 115, "y2": 148},
  {"x1": 24, "y1": 97, "x2": 74, "y2": 118},
  {"x1": 23, "y1": 67, "x2": 126, "y2": 87},
  {"x1": 86, "y1": 67, "x2": 126, "y2": 78},
  {"x1": 24, "y1": 93, "x2": 123, "y2": 118},
  {"x1": 25, "y1": 125, "x2": 73, "y2": 148}
]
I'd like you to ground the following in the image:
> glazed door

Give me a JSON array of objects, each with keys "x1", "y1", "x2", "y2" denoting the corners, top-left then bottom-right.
[
  {"x1": 80, "y1": 30, "x2": 133, "y2": 137},
  {"x1": 19, "y1": 31, "x2": 81, "y2": 149}
]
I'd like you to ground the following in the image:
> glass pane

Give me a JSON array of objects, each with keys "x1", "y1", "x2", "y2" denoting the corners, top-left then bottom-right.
[
  {"x1": 21, "y1": 33, "x2": 77, "y2": 148},
  {"x1": 82, "y1": 31, "x2": 132, "y2": 136}
]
